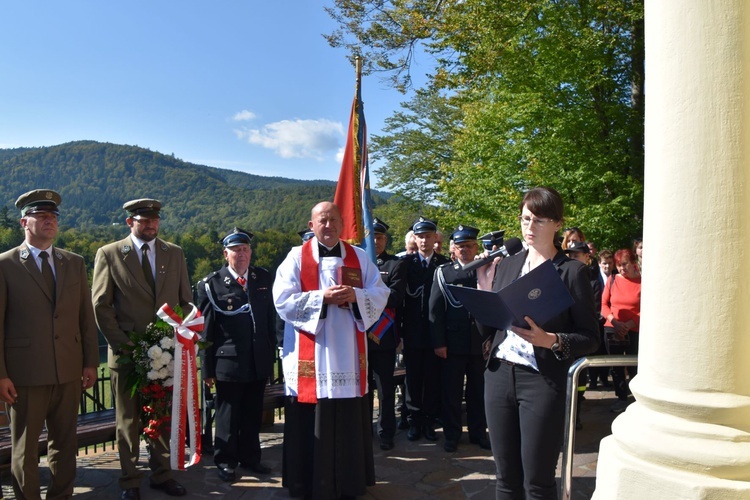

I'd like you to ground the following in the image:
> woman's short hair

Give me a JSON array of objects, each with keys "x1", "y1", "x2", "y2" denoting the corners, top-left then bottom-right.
[
  {"x1": 613, "y1": 248, "x2": 635, "y2": 267},
  {"x1": 518, "y1": 186, "x2": 564, "y2": 221}
]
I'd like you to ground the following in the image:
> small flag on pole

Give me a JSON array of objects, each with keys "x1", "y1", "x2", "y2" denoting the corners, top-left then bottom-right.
[{"x1": 334, "y1": 57, "x2": 376, "y2": 262}]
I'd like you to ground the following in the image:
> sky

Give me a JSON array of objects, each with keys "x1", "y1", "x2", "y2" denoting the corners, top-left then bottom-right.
[{"x1": 0, "y1": 1, "x2": 431, "y2": 188}]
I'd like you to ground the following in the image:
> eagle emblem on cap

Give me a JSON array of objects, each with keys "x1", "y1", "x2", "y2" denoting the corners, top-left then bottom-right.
[
  {"x1": 418, "y1": 216, "x2": 425, "y2": 222},
  {"x1": 528, "y1": 288, "x2": 542, "y2": 300},
  {"x1": 458, "y1": 225, "x2": 464, "y2": 231}
]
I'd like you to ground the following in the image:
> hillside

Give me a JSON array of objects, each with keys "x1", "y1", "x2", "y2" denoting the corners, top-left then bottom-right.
[{"x1": 0, "y1": 141, "x2": 381, "y2": 232}]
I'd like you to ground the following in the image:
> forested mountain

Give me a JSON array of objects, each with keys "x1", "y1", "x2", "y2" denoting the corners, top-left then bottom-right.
[
  {"x1": 0, "y1": 140, "x2": 379, "y2": 233},
  {"x1": 0, "y1": 141, "x2": 412, "y2": 284}
]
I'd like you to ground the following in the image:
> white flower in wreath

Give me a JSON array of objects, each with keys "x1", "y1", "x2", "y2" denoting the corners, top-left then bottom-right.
[
  {"x1": 158, "y1": 367, "x2": 169, "y2": 379},
  {"x1": 160, "y1": 337, "x2": 174, "y2": 349},
  {"x1": 163, "y1": 377, "x2": 174, "y2": 387},
  {"x1": 150, "y1": 357, "x2": 165, "y2": 370},
  {"x1": 160, "y1": 351, "x2": 173, "y2": 365},
  {"x1": 147, "y1": 345, "x2": 163, "y2": 360},
  {"x1": 147, "y1": 369, "x2": 160, "y2": 380}
]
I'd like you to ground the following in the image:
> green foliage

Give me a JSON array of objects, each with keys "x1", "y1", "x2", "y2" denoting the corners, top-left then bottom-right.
[{"x1": 327, "y1": 0, "x2": 645, "y2": 250}]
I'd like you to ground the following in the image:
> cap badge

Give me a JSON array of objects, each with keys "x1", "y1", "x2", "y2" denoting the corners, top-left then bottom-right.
[
  {"x1": 45, "y1": 192, "x2": 53, "y2": 200},
  {"x1": 458, "y1": 225, "x2": 464, "y2": 230}
]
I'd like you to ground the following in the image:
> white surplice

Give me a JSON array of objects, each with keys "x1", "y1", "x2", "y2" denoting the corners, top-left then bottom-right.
[{"x1": 273, "y1": 238, "x2": 389, "y2": 399}]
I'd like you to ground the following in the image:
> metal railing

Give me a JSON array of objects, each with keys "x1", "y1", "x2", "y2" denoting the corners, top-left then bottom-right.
[{"x1": 561, "y1": 355, "x2": 638, "y2": 500}]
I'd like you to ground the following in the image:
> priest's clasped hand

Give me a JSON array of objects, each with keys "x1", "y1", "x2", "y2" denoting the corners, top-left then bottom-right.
[{"x1": 323, "y1": 285, "x2": 356, "y2": 306}]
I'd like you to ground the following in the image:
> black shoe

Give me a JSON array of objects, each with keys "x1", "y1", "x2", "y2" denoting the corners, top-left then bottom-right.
[
  {"x1": 121, "y1": 488, "x2": 140, "y2": 500},
  {"x1": 423, "y1": 425, "x2": 438, "y2": 442},
  {"x1": 380, "y1": 437, "x2": 394, "y2": 450},
  {"x1": 443, "y1": 440, "x2": 457, "y2": 452},
  {"x1": 149, "y1": 479, "x2": 187, "y2": 497},
  {"x1": 469, "y1": 435, "x2": 492, "y2": 450},
  {"x1": 407, "y1": 424, "x2": 421, "y2": 441},
  {"x1": 397, "y1": 417, "x2": 410, "y2": 430},
  {"x1": 217, "y1": 465, "x2": 236, "y2": 482}
]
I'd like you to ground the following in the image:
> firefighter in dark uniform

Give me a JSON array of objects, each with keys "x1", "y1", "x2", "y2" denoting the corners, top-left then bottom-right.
[
  {"x1": 429, "y1": 225, "x2": 491, "y2": 452},
  {"x1": 367, "y1": 218, "x2": 407, "y2": 451},
  {"x1": 401, "y1": 217, "x2": 450, "y2": 441},
  {"x1": 196, "y1": 228, "x2": 277, "y2": 482}
]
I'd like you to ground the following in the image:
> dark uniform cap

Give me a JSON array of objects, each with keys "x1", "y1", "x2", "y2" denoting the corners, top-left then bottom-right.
[
  {"x1": 479, "y1": 230, "x2": 505, "y2": 250},
  {"x1": 564, "y1": 241, "x2": 590, "y2": 254},
  {"x1": 16, "y1": 189, "x2": 61, "y2": 216},
  {"x1": 450, "y1": 225, "x2": 479, "y2": 244},
  {"x1": 123, "y1": 198, "x2": 162, "y2": 219},
  {"x1": 297, "y1": 228, "x2": 315, "y2": 242},
  {"x1": 221, "y1": 227, "x2": 254, "y2": 247},
  {"x1": 373, "y1": 217, "x2": 390, "y2": 234},
  {"x1": 411, "y1": 216, "x2": 438, "y2": 235}
]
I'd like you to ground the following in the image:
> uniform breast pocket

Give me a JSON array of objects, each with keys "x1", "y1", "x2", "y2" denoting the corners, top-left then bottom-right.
[{"x1": 216, "y1": 345, "x2": 238, "y2": 357}]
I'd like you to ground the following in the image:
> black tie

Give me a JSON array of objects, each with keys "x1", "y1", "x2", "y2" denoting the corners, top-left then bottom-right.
[
  {"x1": 422, "y1": 259, "x2": 428, "y2": 269},
  {"x1": 39, "y1": 250, "x2": 56, "y2": 302},
  {"x1": 141, "y1": 244, "x2": 156, "y2": 294}
]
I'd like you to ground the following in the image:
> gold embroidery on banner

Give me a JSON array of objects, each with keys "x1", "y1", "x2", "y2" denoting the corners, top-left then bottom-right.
[
  {"x1": 298, "y1": 360, "x2": 316, "y2": 378},
  {"x1": 359, "y1": 353, "x2": 367, "y2": 371}
]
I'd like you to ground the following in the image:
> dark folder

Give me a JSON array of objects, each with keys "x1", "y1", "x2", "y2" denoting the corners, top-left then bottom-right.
[{"x1": 447, "y1": 259, "x2": 574, "y2": 330}]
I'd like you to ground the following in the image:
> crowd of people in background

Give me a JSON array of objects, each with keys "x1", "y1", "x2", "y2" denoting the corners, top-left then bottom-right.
[{"x1": 0, "y1": 186, "x2": 642, "y2": 500}]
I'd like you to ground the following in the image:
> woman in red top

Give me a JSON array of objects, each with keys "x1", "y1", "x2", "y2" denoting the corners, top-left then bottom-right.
[{"x1": 601, "y1": 248, "x2": 641, "y2": 402}]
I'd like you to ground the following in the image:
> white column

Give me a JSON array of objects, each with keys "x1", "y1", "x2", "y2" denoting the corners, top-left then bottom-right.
[{"x1": 593, "y1": 1, "x2": 750, "y2": 498}]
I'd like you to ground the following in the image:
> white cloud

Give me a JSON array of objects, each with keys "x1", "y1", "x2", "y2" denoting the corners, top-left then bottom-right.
[
  {"x1": 232, "y1": 110, "x2": 257, "y2": 122},
  {"x1": 335, "y1": 146, "x2": 346, "y2": 164},
  {"x1": 235, "y1": 118, "x2": 344, "y2": 160}
]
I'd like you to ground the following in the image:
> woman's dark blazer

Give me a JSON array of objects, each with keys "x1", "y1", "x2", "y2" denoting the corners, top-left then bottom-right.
[{"x1": 480, "y1": 249, "x2": 600, "y2": 390}]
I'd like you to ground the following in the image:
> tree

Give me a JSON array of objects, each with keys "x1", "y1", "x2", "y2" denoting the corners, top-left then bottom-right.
[{"x1": 327, "y1": 0, "x2": 645, "y2": 249}]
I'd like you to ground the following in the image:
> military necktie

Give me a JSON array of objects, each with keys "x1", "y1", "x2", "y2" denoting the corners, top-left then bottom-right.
[
  {"x1": 39, "y1": 250, "x2": 56, "y2": 302},
  {"x1": 141, "y1": 244, "x2": 156, "y2": 294},
  {"x1": 237, "y1": 276, "x2": 247, "y2": 287}
]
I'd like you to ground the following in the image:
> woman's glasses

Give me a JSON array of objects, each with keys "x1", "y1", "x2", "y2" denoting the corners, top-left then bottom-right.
[{"x1": 519, "y1": 216, "x2": 555, "y2": 227}]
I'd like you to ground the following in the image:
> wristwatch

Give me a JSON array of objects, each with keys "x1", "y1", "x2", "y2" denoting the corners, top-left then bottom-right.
[{"x1": 550, "y1": 334, "x2": 560, "y2": 352}]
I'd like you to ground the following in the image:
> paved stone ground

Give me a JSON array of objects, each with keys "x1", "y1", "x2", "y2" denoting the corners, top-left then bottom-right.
[{"x1": 2, "y1": 388, "x2": 627, "y2": 499}]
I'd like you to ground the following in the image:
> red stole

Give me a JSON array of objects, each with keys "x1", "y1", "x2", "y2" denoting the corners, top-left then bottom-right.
[{"x1": 298, "y1": 239, "x2": 367, "y2": 403}]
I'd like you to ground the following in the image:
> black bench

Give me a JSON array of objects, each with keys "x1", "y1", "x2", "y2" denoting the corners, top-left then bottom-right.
[{"x1": 0, "y1": 408, "x2": 117, "y2": 470}]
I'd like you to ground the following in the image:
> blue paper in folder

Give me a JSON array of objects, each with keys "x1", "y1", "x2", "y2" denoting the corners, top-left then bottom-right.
[{"x1": 447, "y1": 259, "x2": 574, "y2": 330}]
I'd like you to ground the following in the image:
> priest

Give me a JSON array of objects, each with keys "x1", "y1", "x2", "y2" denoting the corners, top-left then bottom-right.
[{"x1": 273, "y1": 201, "x2": 389, "y2": 499}]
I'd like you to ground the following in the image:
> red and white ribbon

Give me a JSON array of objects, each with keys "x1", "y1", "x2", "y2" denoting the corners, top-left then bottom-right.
[{"x1": 157, "y1": 303, "x2": 204, "y2": 470}]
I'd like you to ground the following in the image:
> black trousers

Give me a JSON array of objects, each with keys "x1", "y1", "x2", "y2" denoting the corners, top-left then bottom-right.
[
  {"x1": 485, "y1": 359, "x2": 565, "y2": 500},
  {"x1": 403, "y1": 346, "x2": 441, "y2": 425},
  {"x1": 441, "y1": 353, "x2": 487, "y2": 443},
  {"x1": 368, "y1": 348, "x2": 397, "y2": 439},
  {"x1": 605, "y1": 329, "x2": 639, "y2": 398},
  {"x1": 213, "y1": 379, "x2": 266, "y2": 468},
  {"x1": 283, "y1": 396, "x2": 375, "y2": 499}
]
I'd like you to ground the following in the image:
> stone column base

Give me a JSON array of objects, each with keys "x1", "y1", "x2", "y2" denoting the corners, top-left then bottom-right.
[{"x1": 594, "y1": 435, "x2": 750, "y2": 500}]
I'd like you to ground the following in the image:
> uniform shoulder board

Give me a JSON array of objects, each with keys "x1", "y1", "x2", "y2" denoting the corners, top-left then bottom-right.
[
  {"x1": 201, "y1": 270, "x2": 220, "y2": 282},
  {"x1": 437, "y1": 261, "x2": 453, "y2": 270}
]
